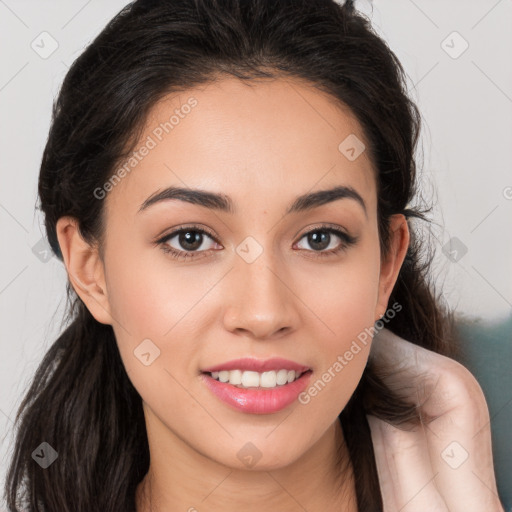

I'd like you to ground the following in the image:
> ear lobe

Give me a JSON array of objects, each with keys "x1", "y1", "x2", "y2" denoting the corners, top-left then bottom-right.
[
  {"x1": 56, "y1": 216, "x2": 112, "y2": 325},
  {"x1": 374, "y1": 214, "x2": 410, "y2": 322}
]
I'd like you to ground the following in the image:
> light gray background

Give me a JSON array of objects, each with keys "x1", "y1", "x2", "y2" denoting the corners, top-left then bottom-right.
[{"x1": 1, "y1": 0, "x2": 511, "y2": 507}]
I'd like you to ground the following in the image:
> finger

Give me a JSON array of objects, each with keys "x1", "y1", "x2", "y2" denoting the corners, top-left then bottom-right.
[
  {"x1": 368, "y1": 414, "x2": 449, "y2": 512},
  {"x1": 418, "y1": 361, "x2": 504, "y2": 512}
]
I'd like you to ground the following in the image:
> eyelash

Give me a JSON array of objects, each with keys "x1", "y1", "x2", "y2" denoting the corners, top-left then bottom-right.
[{"x1": 155, "y1": 223, "x2": 358, "y2": 262}]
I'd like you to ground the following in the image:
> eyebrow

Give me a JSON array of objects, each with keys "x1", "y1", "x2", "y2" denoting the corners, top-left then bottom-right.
[{"x1": 138, "y1": 184, "x2": 367, "y2": 217}]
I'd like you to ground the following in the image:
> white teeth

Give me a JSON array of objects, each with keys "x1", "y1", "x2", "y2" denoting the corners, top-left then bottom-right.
[
  {"x1": 229, "y1": 369, "x2": 242, "y2": 385},
  {"x1": 241, "y1": 371, "x2": 260, "y2": 387},
  {"x1": 208, "y1": 369, "x2": 305, "y2": 388},
  {"x1": 260, "y1": 371, "x2": 276, "y2": 388},
  {"x1": 218, "y1": 371, "x2": 229, "y2": 383},
  {"x1": 276, "y1": 369, "x2": 288, "y2": 385}
]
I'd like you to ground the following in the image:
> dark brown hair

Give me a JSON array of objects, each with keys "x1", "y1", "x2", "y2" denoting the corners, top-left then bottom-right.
[{"x1": 5, "y1": 0, "x2": 458, "y2": 510}]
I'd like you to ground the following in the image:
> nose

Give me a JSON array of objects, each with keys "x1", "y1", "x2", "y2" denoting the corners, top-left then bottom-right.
[{"x1": 222, "y1": 250, "x2": 300, "y2": 340}]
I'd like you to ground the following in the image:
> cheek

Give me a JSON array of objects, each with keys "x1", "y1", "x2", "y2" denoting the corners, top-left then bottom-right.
[
  {"x1": 297, "y1": 289, "x2": 376, "y2": 423},
  {"x1": 297, "y1": 247, "x2": 381, "y2": 411},
  {"x1": 301, "y1": 243, "x2": 381, "y2": 345},
  {"x1": 105, "y1": 244, "x2": 211, "y2": 337},
  {"x1": 104, "y1": 253, "x2": 210, "y2": 419},
  {"x1": 103, "y1": 245, "x2": 213, "y2": 385}
]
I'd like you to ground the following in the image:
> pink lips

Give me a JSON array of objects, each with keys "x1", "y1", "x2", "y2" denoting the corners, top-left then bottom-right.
[
  {"x1": 201, "y1": 357, "x2": 310, "y2": 374},
  {"x1": 201, "y1": 357, "x2": 312, "y2": 414}
]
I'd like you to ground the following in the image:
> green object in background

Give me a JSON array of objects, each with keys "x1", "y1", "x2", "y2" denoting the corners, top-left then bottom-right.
[{"x1": 456, "y1": 314, "x2": 512, "y2": 509}]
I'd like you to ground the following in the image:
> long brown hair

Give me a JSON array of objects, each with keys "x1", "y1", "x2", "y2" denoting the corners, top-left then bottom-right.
[{"x1": 5, "y1": 0, "x2": 458, "y2": 510}]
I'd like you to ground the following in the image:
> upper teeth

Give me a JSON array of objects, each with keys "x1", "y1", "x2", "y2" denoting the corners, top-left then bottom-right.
[{"x1": 210, "y1": 369, "x2": 303, "y2": 388}]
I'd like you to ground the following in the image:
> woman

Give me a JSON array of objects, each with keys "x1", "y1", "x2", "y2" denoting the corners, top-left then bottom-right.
[{"x1": 5, "y1": 0, "x2": 504, "y2": 510}]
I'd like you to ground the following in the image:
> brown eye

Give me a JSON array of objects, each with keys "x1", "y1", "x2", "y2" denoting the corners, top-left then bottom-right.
[
  {"x1": 157, "y1": 225, "x2": 221, "y2": 261},
  {"x1": 303, "y1": 230, "x2": 332, "y2": 251},
  {"x1": 294, "y1": 225, "x2": 358, "y2": 258},
  {"x1": 174, "y1": 230, "x2": 205, "y2": 251}
]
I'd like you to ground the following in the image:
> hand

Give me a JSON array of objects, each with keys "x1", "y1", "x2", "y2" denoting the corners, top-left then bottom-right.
[{"x1": 367, "y1": 327, "x2": 505, "y2": 512}]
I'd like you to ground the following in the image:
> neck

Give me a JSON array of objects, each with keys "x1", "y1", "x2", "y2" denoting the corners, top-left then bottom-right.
[{"x1": 135, "y1": 408, "x2": 358, "y2": 512}]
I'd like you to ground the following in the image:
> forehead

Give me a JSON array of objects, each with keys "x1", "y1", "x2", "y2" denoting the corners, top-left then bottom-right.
[{"x1": 104, "y1": 76, "x2": 376, "y2": 218}]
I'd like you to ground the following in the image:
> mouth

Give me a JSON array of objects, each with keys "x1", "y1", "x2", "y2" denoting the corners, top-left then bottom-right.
[{"x1": 200, "y1": 360, "x2": 313, "y2": 414}]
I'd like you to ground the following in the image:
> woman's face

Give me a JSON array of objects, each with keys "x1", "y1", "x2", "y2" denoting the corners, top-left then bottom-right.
[{"x1": 59, "y1": 76, "x2": 407, "y2": 471}]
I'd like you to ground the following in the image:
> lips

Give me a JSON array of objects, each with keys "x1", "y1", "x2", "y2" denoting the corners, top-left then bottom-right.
[{"x1": 201, "y1": 357, "x2": 311, "y2": 374}]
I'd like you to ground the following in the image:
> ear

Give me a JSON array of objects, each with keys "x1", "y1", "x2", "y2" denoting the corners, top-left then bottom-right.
[
  {"x1": 374, "y1": 214, "x2": 410, "y2": 322},
  {"x1": 56, "y1": 216, "x2": 112, "y2": 325}
]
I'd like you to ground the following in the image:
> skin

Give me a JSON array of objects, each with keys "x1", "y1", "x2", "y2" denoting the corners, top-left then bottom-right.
[
  {"x1": 369, "y1": 329, "x2": 504, "y2": 511},
  {"x1": 56, "y1": 76, "x2": 410, "y2": 511}
]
